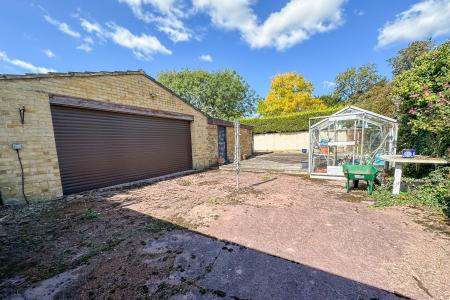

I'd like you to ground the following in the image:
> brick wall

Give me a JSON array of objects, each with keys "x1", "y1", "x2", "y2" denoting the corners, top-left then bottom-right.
[
  {"x1": 206, "y1": 124, "x2": 219, "y2": 165},
  {"x1": 226, "y1": 127, "x2": 253, "y2": 161},
  {"x1": 0, "y1": 72, "x2": 221, "y2": 203}
]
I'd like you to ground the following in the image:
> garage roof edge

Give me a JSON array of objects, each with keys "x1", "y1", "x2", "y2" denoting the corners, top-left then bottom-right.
[{"x1": 208, "y1": 118, "x2": 253, "y2": 130}]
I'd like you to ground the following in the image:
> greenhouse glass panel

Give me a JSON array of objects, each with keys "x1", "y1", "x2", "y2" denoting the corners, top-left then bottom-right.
[{"x1": 308, "y1": 106, "x2": 397, "y2": 178}]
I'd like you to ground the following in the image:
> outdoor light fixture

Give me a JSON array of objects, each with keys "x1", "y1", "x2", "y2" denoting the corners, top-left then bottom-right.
[{"x1": 18, "y1": 105, "x2": 25, "y2": 124}]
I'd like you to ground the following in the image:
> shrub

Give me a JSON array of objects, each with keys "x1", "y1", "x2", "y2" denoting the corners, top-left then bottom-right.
[
  {"x1": 393, "y1": 40, "x2": 450, "y2": 157},
  {"x1": 241, "y1": 108, "x2": 341, "y2": 134},
  {"x1": 372, "y1": 167, "x2": 450, "y2": 217}
]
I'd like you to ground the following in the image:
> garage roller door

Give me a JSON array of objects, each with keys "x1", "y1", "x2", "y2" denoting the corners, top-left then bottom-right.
[{"x1": 51, "y1": 105, "x2": 192, "y2": 194}]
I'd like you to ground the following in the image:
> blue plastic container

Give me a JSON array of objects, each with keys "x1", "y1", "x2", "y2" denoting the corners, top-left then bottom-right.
[{"x1": 402, "y1": 149, "x2": 415, "y2": 158}]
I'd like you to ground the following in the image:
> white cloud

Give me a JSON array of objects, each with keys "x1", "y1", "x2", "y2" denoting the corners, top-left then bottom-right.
[
  {"x1": 83, "y1": 37, "x2": 94, "y2": 45},
  {"x1": 74, "y1": 16, "x2": 171, "y2": 59},
  {"x1": 107, "y1": 23, "x2": 172, "y2": 59},
  {"x1": 76, "y1": 35, "x2": 95, "y2": 52},
  {"x1": 377, "y1": 0, "x2": 450, "y2": 48},
  {"x1": 80, "y1": 18, "x2": 105, "y2": 37},
  {"x1": 76, "y1": 43, "x2": 93, "y2": 52},
  {"x1": 118, "y1": 0, "x2": 192, "y2": 42},
  {"x1": 43, "y1": 49, "x2": 56, "y2": 58},
  {"x1": 44, "y1": 15, "x2": 81, "y2": 38},
  {"x1": 353, "y1": 9, "x2": 365, "y2": 16},
  {"x1": 322, "y1": 80, "x2": 336, "y2": 88},
  {"x1": 193, "y1": 0, "x2": 345, "y2": 50},
  {"x1": 0, "y1": 51, "x2": 56, "y2": 73},
  {"x1": 199, "y1": 54, "x2": 213, "y2": 62},
  {"x1": 40, "y1": 8, "x2": 172, "y2": 58}
]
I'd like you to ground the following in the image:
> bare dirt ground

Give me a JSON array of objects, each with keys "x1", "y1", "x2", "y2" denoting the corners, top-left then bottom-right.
[{"x1": 1, "y1": 170, "x2": 449, "y2": 299}]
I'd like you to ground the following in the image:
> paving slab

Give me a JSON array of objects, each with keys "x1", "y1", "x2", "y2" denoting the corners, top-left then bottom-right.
[{"x1": 220, "y1": 152, "x2": 308, "y2": 174}]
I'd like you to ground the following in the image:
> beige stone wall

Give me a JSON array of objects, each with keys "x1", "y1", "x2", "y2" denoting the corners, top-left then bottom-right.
[
  {"x1": 0, "y1": 73, "x2": 217, "y2": 202},
  {"x1": 206, "y1": 124, "x2": 219, "y2": 165},
  {"x1": 226, "y1": 127, "x2": 253, "y2": 161},
  {"x1": 254, "y1": 131, "x2": 309, "y2": 152}
]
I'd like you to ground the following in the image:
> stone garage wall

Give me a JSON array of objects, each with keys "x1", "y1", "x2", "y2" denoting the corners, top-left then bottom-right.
[
  {"x1": 226, "y1": 127, "x2": 253, "y2": 161},
  {"x1": 0, "y1": 71, "x2": 219, "y2": 203}
]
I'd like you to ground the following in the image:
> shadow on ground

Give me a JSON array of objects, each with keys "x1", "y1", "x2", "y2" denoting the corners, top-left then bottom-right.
[{"x1": 0, "y1": 186, "x2": 407, "y2": 300}]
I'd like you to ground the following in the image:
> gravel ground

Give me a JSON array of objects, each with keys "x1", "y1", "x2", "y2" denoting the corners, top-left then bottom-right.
[{"x1": 0, "y1": 170, "x2": 449, "y2": 299}]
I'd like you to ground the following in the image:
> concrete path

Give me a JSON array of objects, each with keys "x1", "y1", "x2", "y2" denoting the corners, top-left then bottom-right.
[
  {"x1": 220, "y1": 152, "x2": 308, "y2": 174},
  {"x1": 144, "y1": 230, "x2": 401, "y2": 300}
]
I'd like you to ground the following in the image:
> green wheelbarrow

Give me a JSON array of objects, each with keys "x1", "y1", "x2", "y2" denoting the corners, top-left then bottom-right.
[{"x1": 342, "y1": 163, "x2": 379, "y2": 195}]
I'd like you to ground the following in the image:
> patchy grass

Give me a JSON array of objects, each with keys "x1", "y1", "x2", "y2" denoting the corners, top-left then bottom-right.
[
  {"x1": 197, "y1": 180, "x2": 221, "y2": 186},
  {"x1": 81, "y1": 208, "x2": 99, "y2": 220},
  {"x1": 176, "y1": 179, "x2": 193, "y2": 186},
  {"x1": 207, "y1": 197, "x2": 221, "y2": 205},
  {"x1": 169, "y1": 215, "x2": 198, "y2": 230},
  {"x1": 372, "y1": 189, "x2": 446, "y2": 212},
  {"x1": 371, "y1": 167, "x2": 450, "y2": 217},
  {"x1": 0, "y1": 195, "x2": 175, "y2": 293},
  {"x1": 260, "y1": 174, "x2": 273, "y2": 181}
]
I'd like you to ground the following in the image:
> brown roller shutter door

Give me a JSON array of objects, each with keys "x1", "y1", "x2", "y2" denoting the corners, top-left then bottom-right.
[{"x1": 51, "y1": 105, "x2": 192, "y2": 194}]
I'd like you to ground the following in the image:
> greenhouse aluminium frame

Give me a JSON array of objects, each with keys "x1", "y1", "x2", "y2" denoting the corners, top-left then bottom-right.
[{"x1": 308, "y1": 106, "x2": 398, "y2": 179}]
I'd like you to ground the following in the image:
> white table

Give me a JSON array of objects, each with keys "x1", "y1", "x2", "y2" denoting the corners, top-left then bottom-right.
[{"x1": 381, "y1": 155, "x2": 448, "y2": 195}]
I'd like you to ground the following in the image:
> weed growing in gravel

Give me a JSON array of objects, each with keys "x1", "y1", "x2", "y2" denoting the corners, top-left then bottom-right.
[
  {"x1": 177, "y1": 179, "x2": 193, "y2": 186},
  {"x1": 261, "y1": 175, "x2": 273, "y2": 181},
  {"x1": 82, "y1": 208, "x2": 99, "y2": 220},
  {"x1": 208, "y1": 197, "x2": 220, "y2": 205}
]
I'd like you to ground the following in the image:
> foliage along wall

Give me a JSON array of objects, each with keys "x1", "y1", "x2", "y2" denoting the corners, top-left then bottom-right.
[{"x1": 241, "y1": 108, "x2": 340, "y2": 134}]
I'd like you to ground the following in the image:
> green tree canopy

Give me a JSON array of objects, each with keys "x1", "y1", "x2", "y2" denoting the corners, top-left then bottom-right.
[
  {"x1": 388, "y1": 40, "x2": 434, "y2": 76},
  {"x1": 332, "y1": 64, "x2": 384, "y2": 101},
  {"x1": 157, "y1": 69, "x2": 259, "y2": 120},
  {"x1": 317, "y1": 94, "x2": 340, "y2": 107},
  {"x1": 353, "y1": 80, "x2": 396, "y2": 118},
  {"x1": 257, "y1": 72, "x2": 326, "y2": 117},
  {"x1": 393, "y1": 40, "x2": 450, "y2": 157}
]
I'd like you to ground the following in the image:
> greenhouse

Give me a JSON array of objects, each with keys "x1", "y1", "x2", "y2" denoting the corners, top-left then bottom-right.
[{"x1": 308, "y1": 106, "x2": 398, "y2": 178}]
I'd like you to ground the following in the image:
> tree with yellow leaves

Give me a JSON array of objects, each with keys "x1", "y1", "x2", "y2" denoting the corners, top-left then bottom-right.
[{"x1": 257, "y1": 72, "x2": 326, "y2": 116}]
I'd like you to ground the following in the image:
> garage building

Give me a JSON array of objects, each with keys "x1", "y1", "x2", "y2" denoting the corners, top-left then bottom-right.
[{"x1": 0, "y1": 70, "x2": 253, "y2": 203}]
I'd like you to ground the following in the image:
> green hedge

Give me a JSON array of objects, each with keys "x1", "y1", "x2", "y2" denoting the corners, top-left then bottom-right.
[{"x1": 241, "y1": 108, "x2": 340, "y2": 134}]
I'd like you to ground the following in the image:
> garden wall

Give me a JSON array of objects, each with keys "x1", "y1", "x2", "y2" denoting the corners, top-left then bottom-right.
[{"x1": 254, "y1": 132, "x2": 308, "y2": 152}]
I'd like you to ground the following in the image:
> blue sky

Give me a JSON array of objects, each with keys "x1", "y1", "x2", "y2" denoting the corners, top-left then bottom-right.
[{"x1": 0, "y1": 1, "x2": 449, "y2": 97}]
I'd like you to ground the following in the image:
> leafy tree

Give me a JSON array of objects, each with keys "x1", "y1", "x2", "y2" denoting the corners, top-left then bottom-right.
[
  {"x1": 257, "y1": 72, "x2": 326, "y2": 116},
  {"x1": 332, "y1": 64, "x2": 384, "y2": 101},
  {"x1": 157, "y1": 69, "x2": 259, "y2": 120},
  {"x1": 388, "y1": 40, "x2": 434, "y2": 76},
  {"x1": 393, "y1": 40, "x2": 450, "y2": 157},
  {"x1": 353, "y1": 81, "x2": 397, "y2": 117},
  {"x1": 317, "y1": 94, "x2": 341, "y2": 107}
]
